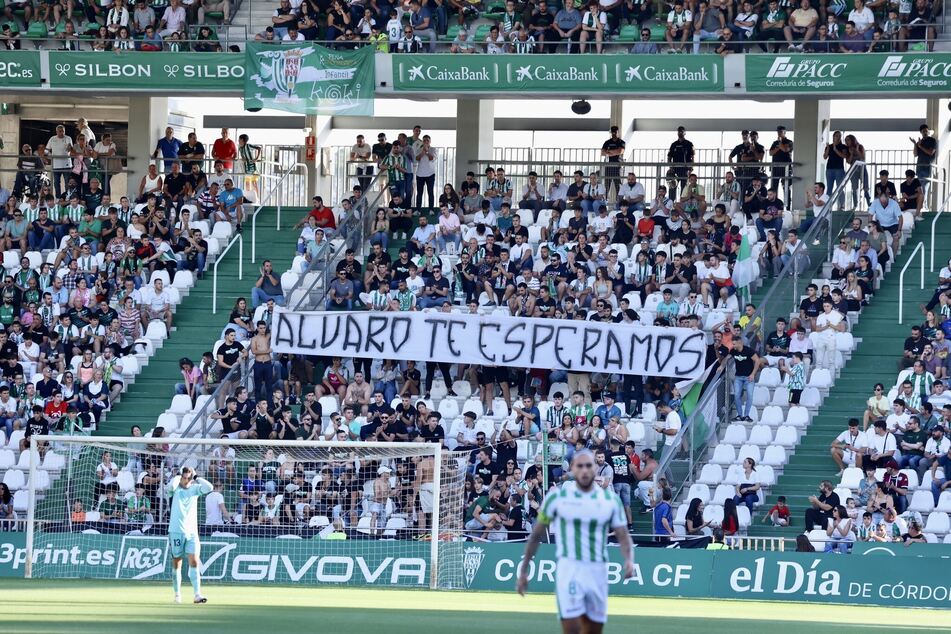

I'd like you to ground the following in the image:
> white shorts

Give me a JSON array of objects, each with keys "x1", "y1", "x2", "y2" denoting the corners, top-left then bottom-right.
[{"x1": 556, "y1": 559, "x2": 609, "y2": 624}]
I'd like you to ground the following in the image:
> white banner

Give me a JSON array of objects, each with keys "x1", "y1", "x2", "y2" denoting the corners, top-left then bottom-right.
[{"x1": 270, "y1": 309, "x2": 706, "y2": 379}]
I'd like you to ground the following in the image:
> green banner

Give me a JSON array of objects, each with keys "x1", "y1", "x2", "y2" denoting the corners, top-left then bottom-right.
[
  {"x1": 852, "y1": 542, "x2": 951, "y2": 558},
  {"x1": 47, "y1": 52, "x2": 244, "y2": 90},
  {"x1": 463, "y1": 543, "x2": 951, "y2": 609},
  {"x1": 0, "y1": 533, "x2": 428, "y2": 585},
  {"x1": 244, "y1": 43, "x2": 375, "y2": 115},
  {"x1": 6, "y1": 532, "x2": 951, "y2": 607},
  {"x1": 746, "y1": 53, "x2": 951, "y2": 92},
  {"x1": 393, "y1": 55, "x2": 723, "y2": 93},
  {"x1": 0, "y1": 51, "x2": 41, "y2": 87}
]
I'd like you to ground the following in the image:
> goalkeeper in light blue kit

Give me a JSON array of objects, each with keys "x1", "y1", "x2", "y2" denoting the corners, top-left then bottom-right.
[{"x1": 168, "y1": 466, "x2": 213, "y2": 604}]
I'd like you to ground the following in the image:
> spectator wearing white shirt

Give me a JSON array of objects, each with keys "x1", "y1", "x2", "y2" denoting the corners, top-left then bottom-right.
[
  {"x1": 408, "y1": 215, "x2": 437, "y2": 258},
  {"x1": 813, "y1": 299, "x2": 844, "y2": 370},
  {"x1": 473, "y1": 202, "x2": 497, "y2": 228},
  {"x1": 158, "y1": 0, "x2": 186, "y2": 36},
  {"x1": 617, "y1": 172, "x2": 646, "y2": 210},
  {"x1": 830, "y1": 239, "x2": 855, "y2": 280},
  {"x1": 282, "y1": 25, "x2": 306, "y2": 41},
  {"x1": 885, "y1": 399, "x2": 911, "y2": 434},
  {"x1": 848, "y1": 0, "x2": 875, "y2": 40},
  {"x1": 831, "y1": 418, "x2": 867, "y2": 472},
  {"x1": 46, "y1": 125, "x2": 74, "y2": 197},
  {"x1": 205, "y1": 480, "x2": 233, "y2": 525},
  {"x1": 546, "y1": 170, "x2": 569, "y2": 213},
  {"x1": 142, "y1": 278, "x2": 173, "y2": 330},
  {"x1": 695, "y1": 253, "x2": 730, "y2": 308},
  {"x1": 94, "y1": 450, "x2": 119, "y2": 500},
  {"x1": 866, "y1": 419, "x2": 898, "y2": 470}
]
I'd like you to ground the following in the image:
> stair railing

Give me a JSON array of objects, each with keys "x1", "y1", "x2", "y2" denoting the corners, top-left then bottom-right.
[{"x1": 898, "y1": 241, "x2": 927, "y2": 324}]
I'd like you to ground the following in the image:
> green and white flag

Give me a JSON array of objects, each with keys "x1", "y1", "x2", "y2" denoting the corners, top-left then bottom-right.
[
  {"x1": 244, "y1": 43, "x2": 374, "y2": 115},
  {"x1": 731, "y1": 232, "x2": 759, "y2": 305}
]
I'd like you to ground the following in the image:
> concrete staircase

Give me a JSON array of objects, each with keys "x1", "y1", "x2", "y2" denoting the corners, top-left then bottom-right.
[
  {"x1": 94, "y1": 207, "x2": 304, "y2": 436},
  {"x1": 747, "y1": 216, "x2": 951, "y2": 539}
]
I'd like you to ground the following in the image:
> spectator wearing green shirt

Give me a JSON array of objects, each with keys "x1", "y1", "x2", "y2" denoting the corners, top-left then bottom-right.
[
  {"x1": 98, "y1": 485, "x2": 123, "y2": 522},
  {"x1": 78, "y1": 210, "x2": 103, "y2": 254},
  {"x1": 392, "y1": 278, "x2": 416, "y2": 311},
  {"x1": 126, "y1": 483, "x2": 154, "y2": 525},
  {"x1": 381, "y1": 142, "x2": 409, "y2": 200},
  {"x1": 569, "y1": 390, "x2": 594, "y2": 426}
]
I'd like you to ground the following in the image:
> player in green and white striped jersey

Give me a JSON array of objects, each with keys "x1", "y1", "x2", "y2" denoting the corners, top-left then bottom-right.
[{"x1": 517, "y1": 449, "x2": 633, "y2": 632}]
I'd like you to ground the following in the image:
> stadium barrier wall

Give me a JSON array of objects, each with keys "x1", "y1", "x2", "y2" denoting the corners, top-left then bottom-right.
[
  {"x1": 4, "y1": 533, "x2": 951, "y2": 608},
  {"x1": 2, "y1": 532, "x2": 430, "y2": 585},
  {"x1": 6, "y1": 50, "x2": 951, "y2": 96}
]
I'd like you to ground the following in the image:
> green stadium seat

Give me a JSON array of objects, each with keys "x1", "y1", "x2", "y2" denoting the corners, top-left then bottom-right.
[
  {"x1": 650, "y1": 23, "x2": 666, "y2": 41},
  {"x1": 474, "y1": 23, "x2": 492, "y2": 41},
  {"x1": 441, "y1": 24, "x2": 462, "y2": 41},
  {"x1": 618, "y1": 23, "x2": 638, "y2": 42},
  {"x1": 485, "y1": 1, "x2": 505, "y2": 14}
]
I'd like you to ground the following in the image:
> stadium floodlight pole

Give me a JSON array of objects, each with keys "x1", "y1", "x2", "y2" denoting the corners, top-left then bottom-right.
[
  {"x1": 429, "y1": 444, "x2": 442, "y2": 590},
  {"x1": 25, "y1": 437, "x2": 39, "y2": 579}
]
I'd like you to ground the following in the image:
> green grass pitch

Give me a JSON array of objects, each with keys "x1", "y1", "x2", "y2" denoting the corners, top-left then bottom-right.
[{"x1": 3, "y1": 579, "x2": 949, "y2": 633}]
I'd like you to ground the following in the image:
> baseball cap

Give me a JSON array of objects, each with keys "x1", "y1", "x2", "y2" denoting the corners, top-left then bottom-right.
[
  {"x1": 885, "y1": 459, "x2": 900, "y2": 470},
  {"x1": 378, "y1": 465, "x2": 392, "y2": 475}
]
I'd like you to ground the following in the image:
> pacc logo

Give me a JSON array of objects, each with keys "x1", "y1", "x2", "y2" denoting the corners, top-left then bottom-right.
[
  {"x1": 765, "y1": 56, "x2": 846, "y2": 79},
  {"x1": 878, "y1": 56, "x2": 907, "y2": 78}
]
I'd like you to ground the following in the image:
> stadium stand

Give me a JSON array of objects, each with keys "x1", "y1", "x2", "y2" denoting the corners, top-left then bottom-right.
[
  {"x1": 2, "y1": 110, "x2": 950, "y2": 553},
  {"x1": 0, "y1": 0, "x2": 943, "y2": 53}
]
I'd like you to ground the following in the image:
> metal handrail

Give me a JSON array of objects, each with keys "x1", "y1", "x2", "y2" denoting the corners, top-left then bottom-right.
[
  {"x1": 212, "y1": 232, "x2": 243, "y2": 314},
  {"x1": 652, "y1": 364, "x2": 728, "y2": 504},
  {"x1": 898, "y1": 241, "x2": 926, "y2": 324},
  {"x1": 929, "y1": 192, "x2": 951, "y2": 272},
  {"x1": 251, "y1": 161, "x2": 308, "y2": 263},
  {"x1": 748, "y1": 162, "x2": 860, "y2": 350},
  {"x1": 283, "y1": 166, "x2": 387, "y2": 309}
]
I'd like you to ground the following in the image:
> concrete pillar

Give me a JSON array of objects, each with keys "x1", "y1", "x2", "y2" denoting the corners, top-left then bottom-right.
[
  {"x1": 127, "y1": 96, "x2": 168, "y2": 195},
  {"x1": 926, "y1": 98, "x2": 950, "y2": 207},
  {"x1": 0, "y1": 109, "x2": 20, "y2": 189},
  {"x1": 792, "y1": 99, "x2": 830, "y2": 202},
  {"x1": 609, "y1": 98, "x2": 624, "y2": 133},
  {"x1": 455, "y1": 99, "x2": 494, "y2": 186},
  {"x1": 306, "y1": 114, "x2": 333, "y2": 199}
]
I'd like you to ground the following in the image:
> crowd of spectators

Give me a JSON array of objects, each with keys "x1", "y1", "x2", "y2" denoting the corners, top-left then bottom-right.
[
  {"x1": 242, "y1": 0, "x2": 942, "y2": 53},
  {"x1": 0, "y1": 121, "x2": 268, "y2": 462},
  {"x1": 0, "y1": 0, "x2": 230, "y2": 51}
]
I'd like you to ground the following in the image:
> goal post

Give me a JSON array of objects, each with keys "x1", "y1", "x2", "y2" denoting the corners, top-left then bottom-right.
[{"x1": 23, "y1": 435, "x2": 471, "y2": 589}]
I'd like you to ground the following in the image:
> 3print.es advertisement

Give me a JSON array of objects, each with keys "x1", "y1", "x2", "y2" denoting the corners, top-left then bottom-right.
[
  {"x1": 747, "y1": 53, "x2": 951, "y2": 92},
  {"x1": 0, "y1": 533, "x2": 429, "y2": 585},
  {"x1": 393, "y1": 55, "x2": 723, "y2": 93}
]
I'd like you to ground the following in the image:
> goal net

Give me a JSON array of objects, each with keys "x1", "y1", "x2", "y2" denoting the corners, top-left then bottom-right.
[{"x1": 22, "y1": 436, "x2": 469, "y2": 589}]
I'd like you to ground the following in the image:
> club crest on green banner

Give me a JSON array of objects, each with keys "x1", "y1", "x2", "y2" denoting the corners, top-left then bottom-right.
[{"x1": 245, "y1": 43, "x2": 375, "y2": 115}]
